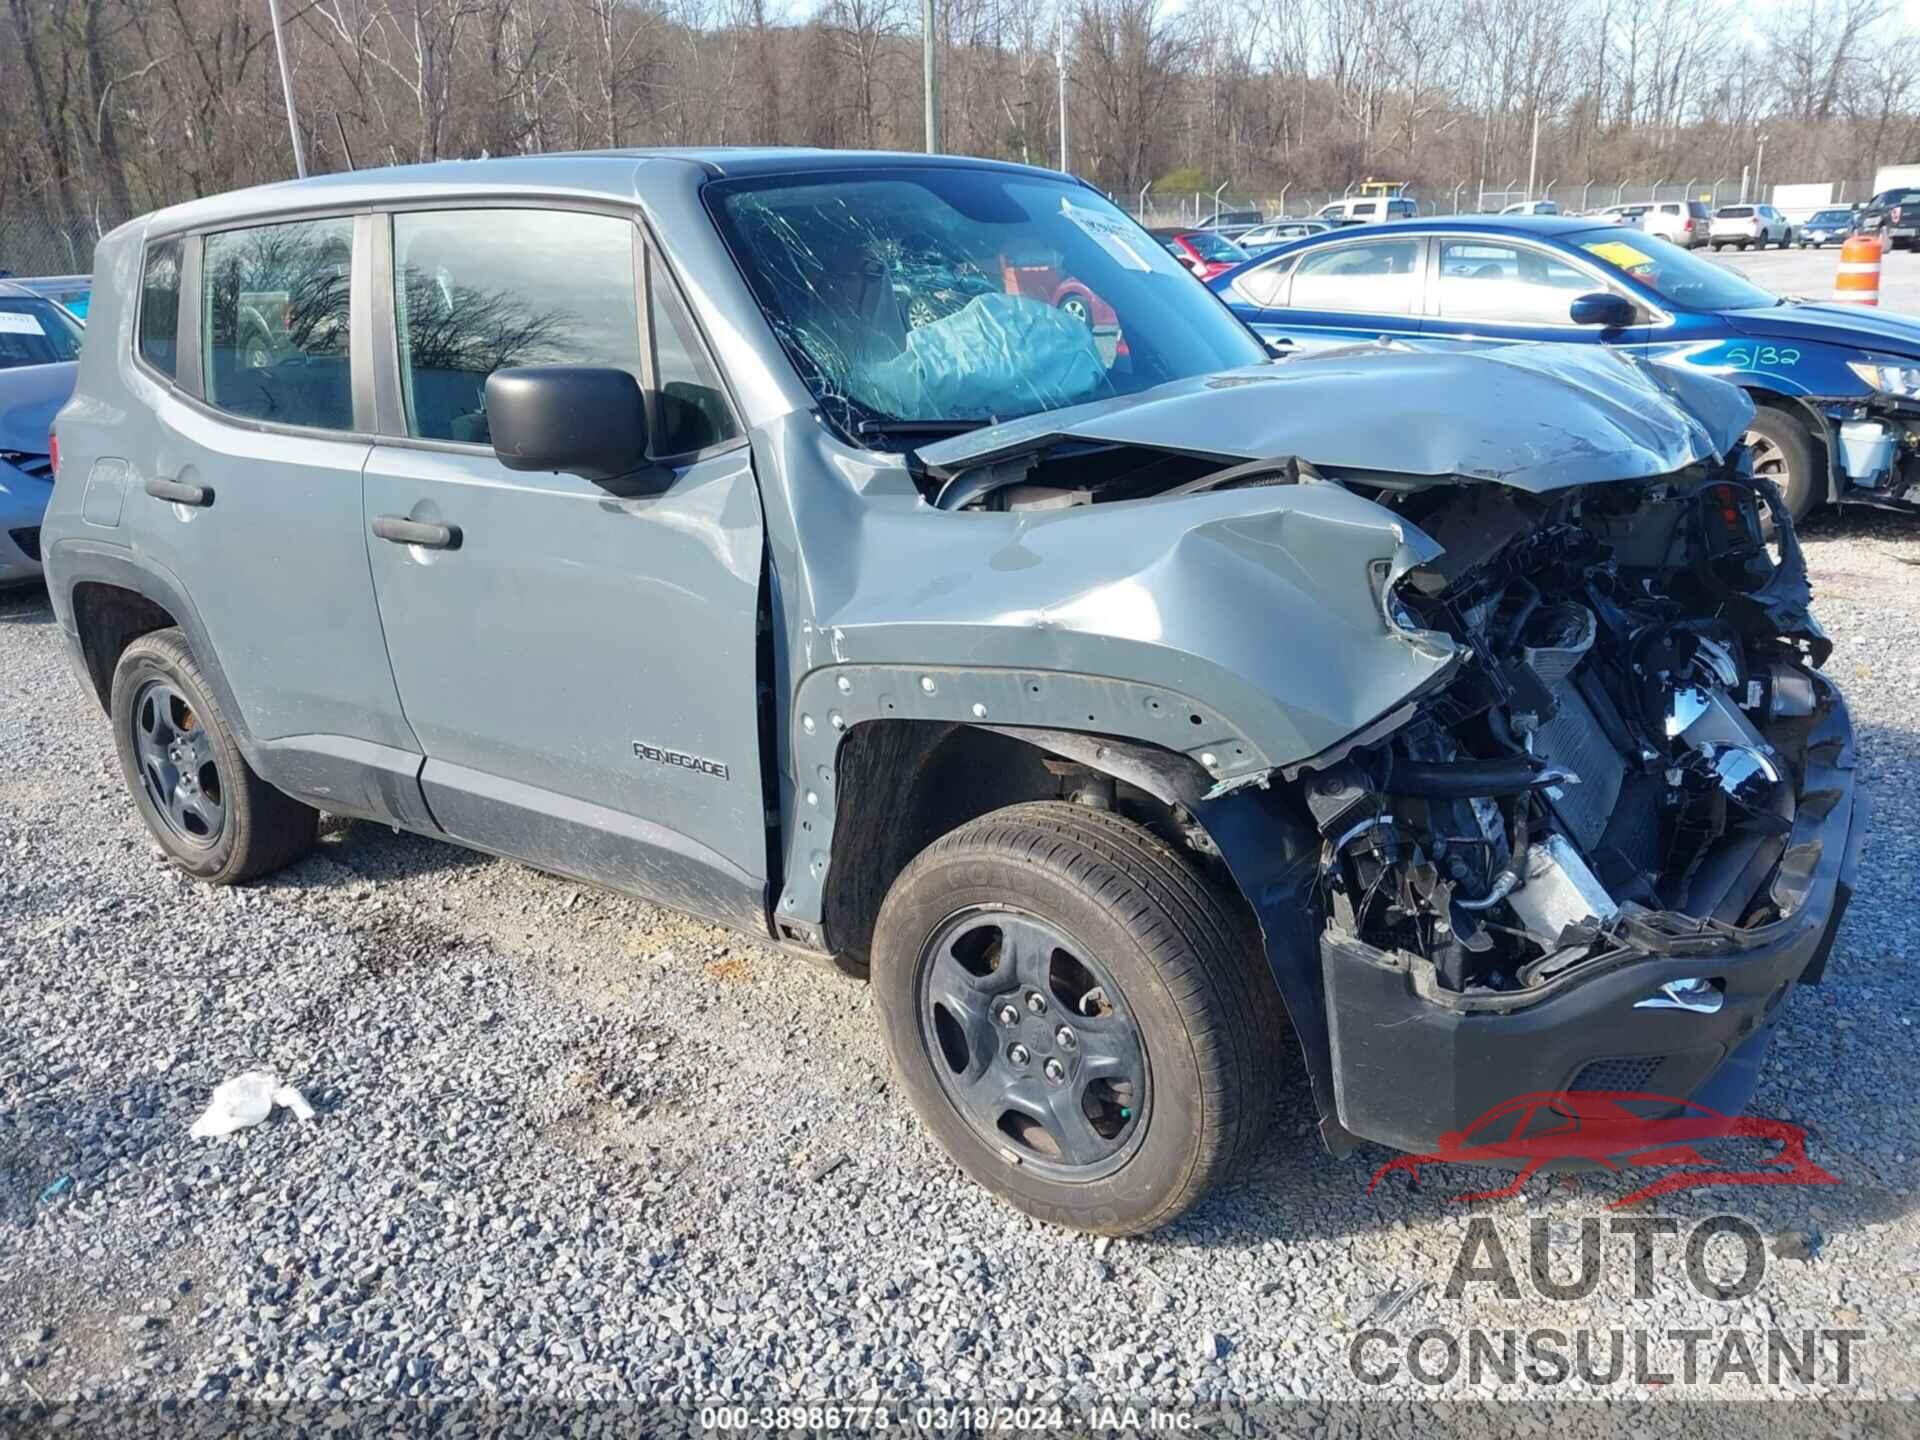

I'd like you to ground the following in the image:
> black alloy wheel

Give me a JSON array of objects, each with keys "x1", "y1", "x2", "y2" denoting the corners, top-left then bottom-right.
[{"x1": 130, "y1": 677, "x2": 226, "y2": 846}]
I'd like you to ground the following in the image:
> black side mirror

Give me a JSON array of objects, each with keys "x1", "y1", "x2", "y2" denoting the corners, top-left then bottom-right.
[
  {"x1": 486, "y1": 366, "x2": 651, "y2": 487},
  {"x1": 1568, "y1": 291, "x2": 1636, "y2": 328}
]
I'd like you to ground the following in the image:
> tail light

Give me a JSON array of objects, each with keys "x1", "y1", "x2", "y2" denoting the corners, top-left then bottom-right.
[
  {"x1": 1683, "y1": 218, "x2": 1694, "y2": 231},
  {"x1": 48, "y1": 431, "x2": 58, "y2": 478}
]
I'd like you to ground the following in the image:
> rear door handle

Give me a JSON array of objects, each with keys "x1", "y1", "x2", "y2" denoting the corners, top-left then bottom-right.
[
  {"x1": 371, "y1": 514, "x2": 460, "y2": 550},
  {"x1": 145, "y1": 476, "x2": 213, "y2": 507}
]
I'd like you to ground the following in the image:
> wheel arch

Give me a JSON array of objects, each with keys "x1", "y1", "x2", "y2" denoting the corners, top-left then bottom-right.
[
  {"x1": 52, "y1": 542, "x2": 254, "y2": 747},
  {"x1": 818, "y1": 718, "x2": 1217, "y2": 969},
  {"x1": 815, "y1": 715, "x2": 1343, "y2": 1145},
  {"x1": 1742, "y1": 386, "x2": 1837, "y2": 505}
]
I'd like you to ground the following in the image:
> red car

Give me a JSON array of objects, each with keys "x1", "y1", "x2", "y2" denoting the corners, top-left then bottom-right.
[
  {"x1": 1150, "y1": 227, "x2": 1251, "y2": 280},
  {"x1": 1367, "y1": 1090, "x2": 1839, "y2": 1208}
]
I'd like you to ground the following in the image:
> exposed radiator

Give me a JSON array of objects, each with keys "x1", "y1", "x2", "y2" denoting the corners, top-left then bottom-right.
[{"x1": 1531, "y1": 678, "x2": 1625, "y2": 852}]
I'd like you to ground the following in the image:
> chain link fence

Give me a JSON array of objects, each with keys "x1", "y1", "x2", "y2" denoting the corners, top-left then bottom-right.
[
  {"x1": 1136, "y1": 177, "x2": 1878, "y2": 227},
  {"x1": 0, "y1": 206, "x2": 134, "y2": 281}
]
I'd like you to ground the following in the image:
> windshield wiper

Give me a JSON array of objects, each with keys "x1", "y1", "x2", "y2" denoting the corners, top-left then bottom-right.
[{"x1": 853, "y1": 418, "x2": 994, "y2": 440}]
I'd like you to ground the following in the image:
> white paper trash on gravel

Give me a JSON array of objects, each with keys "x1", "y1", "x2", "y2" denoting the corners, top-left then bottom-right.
[{"x1": 188, "y1": 1072, "x2": 316, "y2": 1138}]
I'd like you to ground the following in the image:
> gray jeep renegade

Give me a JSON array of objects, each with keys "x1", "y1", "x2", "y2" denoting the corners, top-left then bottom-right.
[{"x1": 43, "y1": 151, "x2": 1864, "y2": 1234}]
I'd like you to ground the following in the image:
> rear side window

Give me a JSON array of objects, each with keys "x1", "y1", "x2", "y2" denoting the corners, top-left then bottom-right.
[
  {"x1": 203, "y1": 217, "x2": 354, "y2": 430},
  {"x1": 138, "y1": 239, "x2": 182, "y2": 377},
  {"x1": 1290, "y1": 239, "x2": 1422, "y2": 314},
  {"x1": 392, "y1": 208, "x2": 638, "y2": 446},
  {"x1": 647, "y1": 253, "x2": 739, "y2": 456},
  {"x1": 1232, "y1": 254, "x2": 1298, "y2": 308}
]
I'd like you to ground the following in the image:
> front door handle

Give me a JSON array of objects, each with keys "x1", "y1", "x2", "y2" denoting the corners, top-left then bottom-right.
[
  {"x1": 146, "y1": 476, "x2": 214, "y2": 507},
  {"x1": 371, "y1": 514, "x2": 461, "y2": 550}
]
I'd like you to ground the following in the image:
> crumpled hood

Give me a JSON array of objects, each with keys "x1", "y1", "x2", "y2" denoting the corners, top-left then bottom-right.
[
  {"x1": 0, "y1": 362, "x2": 77, "y2": 457},
  {"x1": 1723, "y1": 303, "x2": 1920, "y2": 362},
  {"x1": 917, "y1": 342, "x2": 1753, "y2": 490}
]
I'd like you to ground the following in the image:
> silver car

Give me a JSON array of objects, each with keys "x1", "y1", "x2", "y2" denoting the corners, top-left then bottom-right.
[
  {"x1": 1711, "y1": 204, "x2": 1794, "y2": 249},
  {"x1": 1236, "y1": 219, "x2": 1332, "y2": 254},
  {"x1": 42, "y1": 151, "x2": 1865, "y2": 1235}
]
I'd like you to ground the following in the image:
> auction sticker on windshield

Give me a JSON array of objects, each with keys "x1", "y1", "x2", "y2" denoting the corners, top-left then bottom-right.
[
  {"x1": 0, "y1": 312, "x2": 46, "y2": 335},
  {"x1": 1061, "y1": 197, "x2": 1156, "y2": 272},
  {"x1": 1584, "y1": 239, "x2": 1656, "y2": 274}
]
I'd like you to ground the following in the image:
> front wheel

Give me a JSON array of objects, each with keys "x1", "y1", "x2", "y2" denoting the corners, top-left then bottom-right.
[
  {"x1": 1746, "y1": 404, "x2": 1820, "y2": 526},
  {"x1": 110, "y1": 629, "x2": 317, "y2": 883},
  {"x1": 873, "y1": 801, "x2": 1283, "y2": 1235}
]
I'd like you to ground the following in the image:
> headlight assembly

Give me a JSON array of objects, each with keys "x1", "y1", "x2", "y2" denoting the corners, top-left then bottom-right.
[{"x1": 1846, "y1": 359, "x2": 1920, "y2": 397}]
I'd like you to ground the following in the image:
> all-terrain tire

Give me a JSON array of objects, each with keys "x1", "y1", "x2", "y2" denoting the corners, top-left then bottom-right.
[
  {"x1": 872, "y1": 800, "x2": 1285, "y2": 1235},
  {"x1": 109, "y1": 628, "x2": 317, "y2": 883}
]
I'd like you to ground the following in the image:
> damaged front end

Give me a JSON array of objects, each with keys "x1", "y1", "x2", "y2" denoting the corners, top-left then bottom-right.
[{"x1": 1283, "y1": 465, "x2": 1864, "y2": 1155}]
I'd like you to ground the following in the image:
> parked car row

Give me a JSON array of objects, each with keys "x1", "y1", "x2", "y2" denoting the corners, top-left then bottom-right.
[{"x1": 1210, "y1": 212, "x2": 1920, "y2": 522}]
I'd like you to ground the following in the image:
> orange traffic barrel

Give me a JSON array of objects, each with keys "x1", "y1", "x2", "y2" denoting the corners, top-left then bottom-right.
[{"x1": 1835, "y1": 233, "x2": 1882, "y2": 305}]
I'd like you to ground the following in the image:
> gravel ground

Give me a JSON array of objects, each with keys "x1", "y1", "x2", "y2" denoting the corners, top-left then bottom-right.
[{"x1": 1, "y1": 505, "x2": 1917, "y2": 1433}]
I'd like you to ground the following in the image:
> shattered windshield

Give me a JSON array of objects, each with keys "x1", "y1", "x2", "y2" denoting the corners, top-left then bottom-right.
[
  {"x1": 707, "y1": 168, "x2": 1264, "y2": 438},
  {"x1": 1575, "y1": 228, "x2": 1778, "y2": 311}
]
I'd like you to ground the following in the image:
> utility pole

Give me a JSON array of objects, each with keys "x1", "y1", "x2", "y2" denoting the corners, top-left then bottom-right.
[
  {"x1": 922, "y1": 0, "x2": 939, "y2": 153},
  {"x1": 1755, "y1": 134, "x2": 1768, "y2": 205},
  {"x1": 266, "y1": 0, "x2": 308, "y2": 178},
  {"x1": 1526, "y1": 102, "x2": 1540, "y2": 202},
  {"x1": 1057, "y1": 11, "x2": 1069, "y2": 174}
]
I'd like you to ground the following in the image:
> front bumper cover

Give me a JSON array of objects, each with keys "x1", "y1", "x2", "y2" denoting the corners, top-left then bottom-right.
[
  {"x1": 1317, "y1": 681, "x2": 1862, "y2": 1155},
  {"x1": 1206, "y1": 677, "x2": 1863, "y2": 1159}
]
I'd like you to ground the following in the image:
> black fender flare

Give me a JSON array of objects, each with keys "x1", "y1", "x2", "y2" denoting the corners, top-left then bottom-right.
[
  {"x1": 48, "y1": 538, "x2": 259, "y2": 760},
  {"x1": 1196, "y1": 781, "x2": 1355, "y2": 1155}
]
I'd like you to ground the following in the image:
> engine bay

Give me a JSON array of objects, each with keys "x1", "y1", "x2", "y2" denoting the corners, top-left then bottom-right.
[{"x1": 1297, "y1": 464, "x2": 1832, "y2": 995}]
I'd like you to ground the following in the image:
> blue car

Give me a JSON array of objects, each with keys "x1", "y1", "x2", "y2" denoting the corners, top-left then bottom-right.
[
  {"x1": 12, "y1": 273, "x2": 92, "y2": 319},
  {"x1": 1210, "y1": 214, "x2": 1920, "y2": 519},
  {"x1": 0, "y1": 279, "x2": 83, "y2": 587}
]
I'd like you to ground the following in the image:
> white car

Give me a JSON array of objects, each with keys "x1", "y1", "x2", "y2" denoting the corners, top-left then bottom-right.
[
  {"x1": 1315, "y1": 196, "x2": 1418, "y2": 225},
  {"x1": 1499, "y1": 200, "x2": 1559, "y2": 215},
  {"x1": 1641, "y1": 200, "x2": 1713, "y2": 248},
  {"x1": 1710, "y1": 204, "x2": 1793, "y2": 250},
  {"x1": 1236, "y1": 219, "x2": 1332, "y2": 254},
  {"x1": 1588, "y1": 205, "x2": 1650, "y2": 228}
]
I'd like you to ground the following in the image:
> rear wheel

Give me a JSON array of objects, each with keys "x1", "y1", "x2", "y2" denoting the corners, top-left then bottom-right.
[
  {"x1": 1058, "y1": 293, "x2": 1094, "y2": 327},
  {"x1": 110, "y1": 629, "x2": 317, "y2": 883},
  {"x1": 1745, "y1": 404, "x2": 1820, "y2": 526},
  {"x1": 873, "y1": 801, "x2": 1282, "y2": 1235}
]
